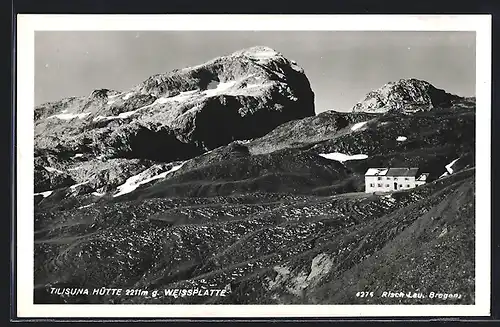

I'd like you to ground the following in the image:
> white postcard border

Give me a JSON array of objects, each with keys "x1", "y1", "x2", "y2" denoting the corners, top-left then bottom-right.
[{"x1": 16, "y1": 14, "x2": 491, "y2": 318}]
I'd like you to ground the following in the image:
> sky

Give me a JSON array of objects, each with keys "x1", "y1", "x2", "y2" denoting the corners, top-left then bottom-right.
[{"x1": 35, "y1": 31, "x2": 475, "y2": 113}]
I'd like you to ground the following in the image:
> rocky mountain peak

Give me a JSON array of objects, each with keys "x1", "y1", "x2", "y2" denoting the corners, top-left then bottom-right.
[
  {"x1": 129, "y1": 45, "x2": 308, "y2": 97},
  {"x1": 228, "y1": 46, "x2": 304, "y2": 73},
  {"x1": 230, "y1": 46, "x2": 280, "y2": 59},
  {"x1": 352, "y1": 78, "x2": 459, "y2": 113},
  {"x1": 34, "y1": 45, "x2": 315, "y2": 163}
]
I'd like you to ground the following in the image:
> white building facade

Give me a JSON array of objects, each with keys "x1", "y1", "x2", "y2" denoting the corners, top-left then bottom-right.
[{"x1": 365, "y1": 168, "x2": 429, "y2": 193}]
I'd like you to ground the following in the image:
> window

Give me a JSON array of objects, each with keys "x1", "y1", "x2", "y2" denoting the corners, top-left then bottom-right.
[
  {"x1": 385, "y1": 184, "x2": 389, "y2": 187},
  {"x1": 370, "y1": 183, "x2": 374, "y2": 187},
  {"x1": 377, "y1": 177, "x2": 382, "y2": 181},
  {"x1": 377, "y1": 184, "x2": 382, "y2": 187},
  {"x1": 399, "y1": 184, "x2": 403, "y2": 187},
  {"x1": 406, "y1": 184, "x2": 410, "y2": 187},
  {"x1": 405, "y1": 177, "x2": 409, "y2": 181},
  {"x1": 386, "y1": 177, "x2": 391, "y2": 180},
  {"x1": 394, "y1": 177, "x2": 398, "y2": 181}
]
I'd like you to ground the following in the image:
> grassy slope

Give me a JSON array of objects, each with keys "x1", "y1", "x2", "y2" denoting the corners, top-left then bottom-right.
[
  {"x1": 33, "y1": 103, "x2": 476, "y2": 305},
  {"x1": 34, "y1": 167, "x2": 474, "y2": 304}
]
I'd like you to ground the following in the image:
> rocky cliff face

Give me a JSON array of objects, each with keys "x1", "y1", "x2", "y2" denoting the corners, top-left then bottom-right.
[
  {"x1": 34, "y1": 46, "x2": 315, "y2": 192},
  {"x1": 34, "y1": 46, "x2": 314, "y2": 161},
  {"x1": 352, "y1": 78, "x2": 462, "y2": 113}
]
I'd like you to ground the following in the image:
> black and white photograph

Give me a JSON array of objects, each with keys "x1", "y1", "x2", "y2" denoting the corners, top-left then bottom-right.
[{"x1": 16, "y1": 15, "x2": 491, "y2": 318}]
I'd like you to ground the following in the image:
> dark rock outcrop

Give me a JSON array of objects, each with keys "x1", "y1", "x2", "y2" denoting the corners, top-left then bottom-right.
[{"x1": 247, "y1": 110, "x2": 378, "y2": 155}]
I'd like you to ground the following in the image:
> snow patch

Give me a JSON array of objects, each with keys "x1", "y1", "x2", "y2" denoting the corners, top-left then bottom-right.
[
  {"x1": 122, "y1": 92, "x2": 134, "y2": 100},
  {"x1": 73, "y1": 153, "x2": 84, "y2": 158},
  {"x1": 440, "y1": 172, "x2": 449, "y2": 178},
  {"x1": 107, "y1": 99, "x2": 116, "y2": 105},
  {"x1": 93, "y1": 116, "x2": 106, "y2": 122},
  {"x1": 445, "y1": 158, "x2": 460, "y2": 174},
  {"x1": 95, "y1": 90, "x2": 203, "y2": 122},
  {"x1": 248, "y1": 49, "x2": 278, "y2": 59},
  {"x1": 70, "y1": 181, "x2": 90, "y2": 189},
  {"x1": 44, "y1": 166, "x2": 65, "y2": 174},
  {"x1": 93, "y1": 104, "x2": 151, "y2": 122},
  {"x1": 115, "y1": 110, "x2": 141, "y2": 119},
  {"x1": 241, "y1": 48, "x2": 279, "y2": 62},
  {"x1": 156, "y1": 97, "x2": 172, "y2": 104},
  {"x1": 242, "y1": 83, "x2": 262, "y2": 90},
  {"x1": 319, "y1": 152, "x2": 368, "y2": 163},
  {"x1": 34, "y1": 190, "x2": 53, "y2": 198},
  {"x1": 235, "y1": 139, "x2": 252, "y2": 145},
  {"x1": 155, "y1": 90, "x2": 200, "y2": 104},
  {"x1": 48, "y1": 112, "x2": 91, "y2": 120},
  {"x1": 203, "y1": 81, "x2": 237, "y2": 97},
  {"x1": 113, "y1": 162, "x2": 186, "y2": 197},
  {"x1": 92, "y1": 191, "x2": 105, "y2": 197},
  {"x1": 396, "y1": 136, "x2": 407, "y2": 141},
  {"x1": 351, "y1": 121, "x2": 368, "y2": 131},
  {"x1": 77, "y1": 203, "x2": 94, "y2": 209},
  {"x1": 68, "y1": 167, "x2": 83, "y2": 171}
]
